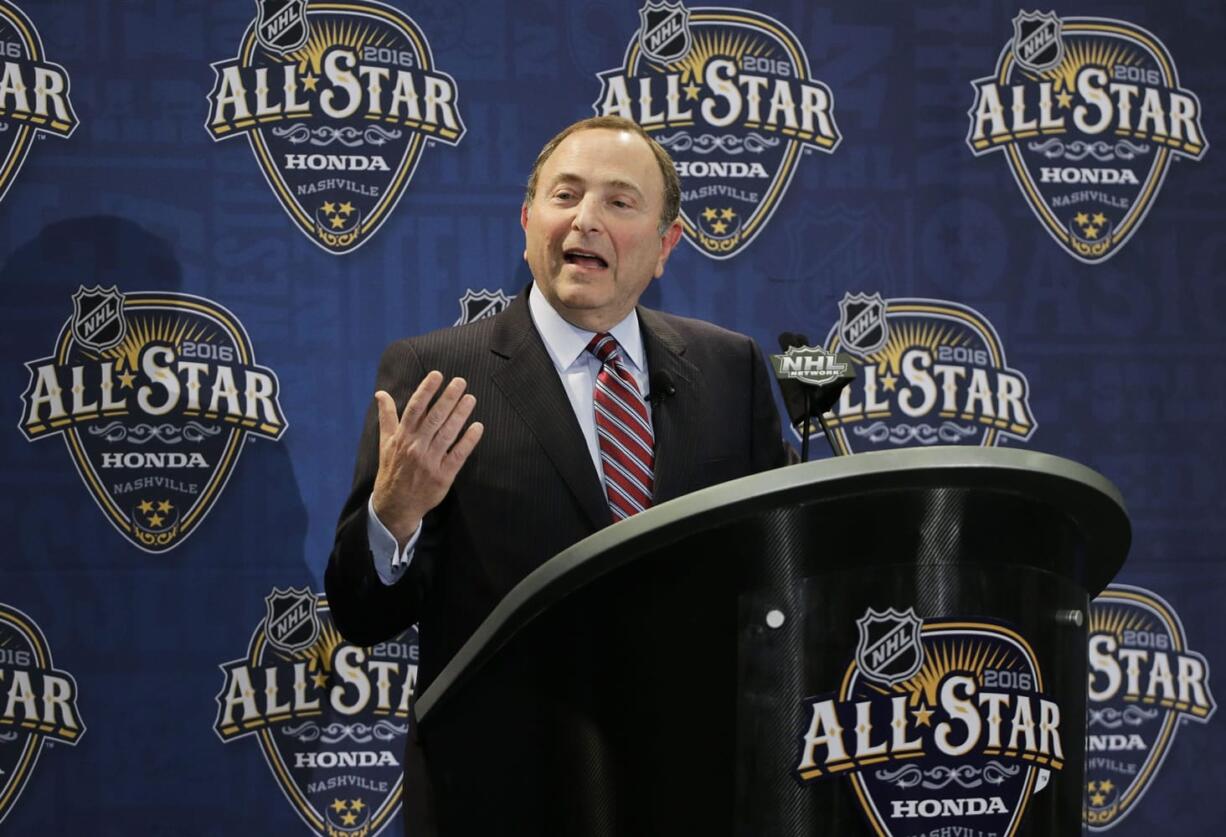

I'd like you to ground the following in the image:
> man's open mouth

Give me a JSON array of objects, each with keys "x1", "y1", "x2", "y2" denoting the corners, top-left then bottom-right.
[{"x1": 563, "y1": 248, "x2": 608, "y2": 269}]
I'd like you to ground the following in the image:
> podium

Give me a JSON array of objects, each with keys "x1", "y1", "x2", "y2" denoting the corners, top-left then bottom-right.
[{"x1": 415, "y1": 447, "x2": 1129, "y2": 835}]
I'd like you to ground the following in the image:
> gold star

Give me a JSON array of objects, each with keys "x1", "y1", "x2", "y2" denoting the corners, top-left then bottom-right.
[
  {"x1": 701, "y1": 206, "x2": 717, "y2": 221},
  {"x1": 157, "y1": 500, "x2": 173, "y2": 513},
  {"x1": 330, "y1": 215, "x2": 346, "y2": 229},
  {"x1": 1088, "y1": 781, "x2": 1098, "y2": 792},
  {"x1": 118, "y1": 370, "x2": 136, "y2": 388},
  {"x1": 350, "y1": 799, "x2": 366, "y2": 811},
  {"x1": 683, "y1": 81, "x2": 700, "y2": 101},
  {"x1": 338, "y1": 201, "x2": 355, "y2": 216},
  {"x1": 1056, "y1": 91, "x2": 1073, "y2": 109},
  {"x1": 881, "y1": 374, "x2": 898, "y2": 391},
  {"x1": 1073, "y1": 212, "x2": 1089, "y2": 226},
  {"x1": 138, "y1": 500, "x2": 154, "y2": 514},
  {"x1": 1090, "y1": 792, "x2": 1106, "y2": 806},
  {"x1": 330, "y1": 799, "x2": 348, "y2": 813},
  {"x1": 1092, "y1": 212, "x2": 1107, "y2": 226},
  {"x1": 711, "y1": 220, "x2": 727, "y2": 234},
  {"x1": 1084, "y1": 225, "x2": 1099, "y2": 239},
  {"x1": 341, "y1": 811, "x2": 358, "y2": 826},
  {"x1": 719, "y1": 207, "x2": 735, "y2": 221},
  {"x1": 302, "y1": 73, "x2": 319, "y2": 92},
  {"x1": 321, "y1": 201, "x2": 336, "y2": 215},
  {"x1": 912, "y1": 705, "x2": 934, "y2": 727},
  {"x1": 313, "y1": 671, "x2": 328, "y2": 689},
  {"x1": 1099, "y1": 779, "x2": 1114, "y2": 793},
  {"x1": 147, "y1": 512, "x2": 165, "y2": 527}
]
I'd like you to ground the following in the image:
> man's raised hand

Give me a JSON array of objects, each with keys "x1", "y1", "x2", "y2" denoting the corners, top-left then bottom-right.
[{"x1": 370, "y1": 371, "x2": 485, "y2": 545}]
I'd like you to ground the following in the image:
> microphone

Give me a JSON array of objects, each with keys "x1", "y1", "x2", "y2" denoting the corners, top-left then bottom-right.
[
  {"x1": 648, "y1": 370, "x2": 676, "y2": 406},
  {"x1": 773, "y1": 332, "x2": 856, "y2": 461}
]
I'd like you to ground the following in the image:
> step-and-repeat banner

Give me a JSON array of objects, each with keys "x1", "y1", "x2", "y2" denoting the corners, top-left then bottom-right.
[{"x1": 0, "y1": 1, "x2": 1221, "y2": 833}]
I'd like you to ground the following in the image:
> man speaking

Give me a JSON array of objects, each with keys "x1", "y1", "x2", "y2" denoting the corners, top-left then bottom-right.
[{"x1": 326, "y1": 115, "x2": 787, "y2": 831}]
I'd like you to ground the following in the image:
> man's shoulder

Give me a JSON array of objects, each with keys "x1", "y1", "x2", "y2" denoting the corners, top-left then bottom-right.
[{"x1": 640, "y1": 306, "x2": 754, "y2": 351}]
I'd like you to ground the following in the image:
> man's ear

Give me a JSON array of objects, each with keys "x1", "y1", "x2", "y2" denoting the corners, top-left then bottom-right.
[
  {"x1": 654, "y1": 219, "x2": 684, "y2": 277},
  {"x1": 520, "y1": 204, "x2": 530, "y2": 261}
]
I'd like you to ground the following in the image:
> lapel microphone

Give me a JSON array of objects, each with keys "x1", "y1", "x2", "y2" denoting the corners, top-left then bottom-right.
[{"x1": 648, "y1": 371, "x2": 677, "y2": 406}]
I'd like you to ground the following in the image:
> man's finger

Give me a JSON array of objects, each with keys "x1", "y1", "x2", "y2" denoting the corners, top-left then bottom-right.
[
  {"x1": 441, "y1": 421, "x2": 484, "y2": 479},
  {"x1": 421, "y1": 376, "x2": 467, "y2": 435},
  {"x1": 431, "y1": 393, "x2": 477, "y2": 455},
  {"x1": 400, "y1": 371, "x2": 445, "y2": 432},
  {"x1": 374, "y1": 390, "x2": 398, "y2": 440}
]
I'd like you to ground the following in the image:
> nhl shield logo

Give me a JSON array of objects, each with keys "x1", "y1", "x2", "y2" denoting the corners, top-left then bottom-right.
[
  {"x1": 638, "y1": 1, "x2": 691, "y2": 64},
  {"x1": 1011, "y1": 10, "x2": 1064, "y2": 72},
  {"x1": 206, "y1": 0, "x2": 466, "y2": 254},
  {"x1": 0, "y1": 1, "x2": 78, "y2": 207},
  {"x1": 1085, "y1": 584, "x2": 1215, "y2": 830},
  {"x1": 855, "y1": 607, "x2": 923, "y2": 686},
  {"x1": 255, "y1": 0, "x2": 309, "y2": 53},
  {"x1": 837, "y1": 292, "x2": 888, "y2": 357},
  {"x1": 71, "y1": 285, "x2": 127, "y2": 351},
  {"x1": 968, "y1": 15, "x2": 1207, "y2": 263},
  {"x1": 454, "y1": 288, "x2": 513, "y2": 326},
  {"x1": 20, "y1": 288, "x2": 287, "y2": 553},
  {"x1": 596, "y1": 4, "x2": 841, "y2": 259},
  {"x1": 265, "y1": 587, "x2": 321, "y2": 653},
  {"x1": 217, "y1": 591, "x2": 417, "y2": 836}
]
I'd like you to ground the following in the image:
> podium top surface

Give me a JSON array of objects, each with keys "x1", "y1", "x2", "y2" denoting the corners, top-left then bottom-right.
[{"x1": 417, "y1": 447, "x2": 1129, "y2": 722}]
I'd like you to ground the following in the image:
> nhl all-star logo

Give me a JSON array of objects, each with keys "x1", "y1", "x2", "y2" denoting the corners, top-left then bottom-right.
[
  {"x1": 19, "y1": 287, "x2": 287, "y2": 553},
  {"x1": 256, "y1": 0, "x2": 309, "y2": 53},
  {"x1": 265, "y1": 587, "x2": 321, "y2": 653},
  {"x1": 638, "y1": 1, "x2": 691, "y2": 64},
  {"x1": 453, "y1": 288, "x2": 514, "y2": 326},
  {"x1": 968, "y1": 14, "x2": 1207, "y2": 263},
  {"x1": 0, "y1": 1, "x2": 78, "y2": 206},
  {"x1": 855, "y1": 607, "x2": 923, "y2": 686},
  {"x1": 0, "y1": 602, "x2": 85, "y2": 827},
  {"x1": 813, "y1": 294, "x2": 1036, "y2": 455},
  {"x1": 206, "y1": 0, "x2": 466, "y2": 255},
  {"x1": 217, "y1": 590, "x2": 418, "y2": 837},
  {"x1": 797, "y1": 617, "x2": 1063, "y2": 836},
  {"x1": 1085, "y1": 584, "x2": 1215, "y2": 831},
  {"x1": 596, "y1": 1, "x2": 841, "y2": 259}
]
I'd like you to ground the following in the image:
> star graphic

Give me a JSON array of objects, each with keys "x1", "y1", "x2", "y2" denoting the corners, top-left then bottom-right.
[
  {"x1": 683, "y1": 81, "x2": 701, "y2": 101},
  {"x1": 330, "y1": 798, "x2": 348, "y2": 813},
  {"x1": 1090, "y1": 792, "x2": 1106, "y2": 806},
  {"x1": 117, "y1": 370, "x2": 136, "y2": 388},
  {"x1": 912, "y1": 705, "x2": 934, "y2": 727},
  {"x1": 1073, "y1": 212, "x2": 1089, "y2": 226},
  {"x1": 302, "y1": 73, "x2": 320, "y2": 92},
  {"x1": 1088, "y1": 781, "x2": 1098, "y2": 792},
  {"x1": 1099, "y1": 779, "x2": 1114, "y2": 793},
  {"x1": 138, "y1": 499, "x2": 154, "y2": 514},
  {"x1": 341, "y1": 811, "x2": 358, "y2": 826},
  {"x1": 350, "y1": 799, "x2": 366, "y2": 812},
  {"x1": 147, "y1": 512, "x2": 165, "y2": 527},
  {"x1": 313, "y1": 671, "x2": 329, "y2": 689},
  {"x1": 1092, "y1": 212, "x2": 1107, "y2": 225},
  {"x1": 881, "y1": 374, "x2": 898, "y2": 392},
  {"x1": 321, "y1": 201, "x2": 336, "y2": 215},
  {"x1": 1056, "y1": 91, "x2": 1073, "y2": 109},
  {"x1": 338, "y1": 201, "x2": 355, "y2": 216},
  {"x1": 719, "y1": 207, "x2": 735, "y2": 221},
  {"x1": 157, "y1": 500, "x2": 173, "y2": 513},
  {"x1": 711, "y1": 220, "x2": 728, "y2": 234},
  {"x1": 701, "y1": 206, "x2": 717, "y2": 222},
  {"x1": 1084, "y1": 225, "x2": 1099, "y2": 239},
  {"x1": 330, "y1": 215, "x2": 346, "y2": 229}
]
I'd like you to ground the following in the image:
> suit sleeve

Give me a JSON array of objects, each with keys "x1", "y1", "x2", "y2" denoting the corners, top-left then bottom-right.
[
  {"x1": 325, "y1": 339, "x2": 439, "y2": 645},
  {"x1": 748, "y1": 337, "x2": 789, "y2": 472}
]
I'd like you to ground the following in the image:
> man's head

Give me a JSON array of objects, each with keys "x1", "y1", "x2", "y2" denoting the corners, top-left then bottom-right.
[{"x1": 521, "y1": 116, "x2": 684, "y2": 333}]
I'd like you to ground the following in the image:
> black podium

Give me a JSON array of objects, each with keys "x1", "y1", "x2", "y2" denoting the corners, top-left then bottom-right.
[{"x1": 415, "y1": 447, "x2": 1129, "y2": 836}]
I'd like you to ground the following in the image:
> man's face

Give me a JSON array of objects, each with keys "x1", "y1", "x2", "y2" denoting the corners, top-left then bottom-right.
[{"x1": 521, "y1": 128, "x2": 683, "y2": 332}]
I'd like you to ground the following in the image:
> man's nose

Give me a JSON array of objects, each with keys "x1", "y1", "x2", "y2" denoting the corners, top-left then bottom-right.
[{"x1": 571, "y1": 195, "x2": 603, "y2": 233}]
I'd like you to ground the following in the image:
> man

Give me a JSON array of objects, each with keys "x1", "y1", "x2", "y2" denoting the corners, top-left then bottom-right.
[{"x1": 326, "y1": 115, "x2": 786, "y2": 831}]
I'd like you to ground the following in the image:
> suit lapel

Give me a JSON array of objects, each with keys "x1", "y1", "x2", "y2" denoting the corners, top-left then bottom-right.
[
  {"x1": 489, "y1": 292, "x2": 611, "y2": 530},
  {"x1": 638, "y1": 307, "x2": 701, "y2": 504}
]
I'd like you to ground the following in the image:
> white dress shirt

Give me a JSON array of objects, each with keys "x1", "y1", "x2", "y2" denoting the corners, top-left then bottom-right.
[{"x1": 366, "y1": 282, "x2": 651, "y2": 584}]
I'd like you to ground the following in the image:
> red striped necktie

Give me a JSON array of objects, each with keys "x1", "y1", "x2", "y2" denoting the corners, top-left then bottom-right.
[{"x1": 587, "y1": 332, "x2": 654, "y2": 520}]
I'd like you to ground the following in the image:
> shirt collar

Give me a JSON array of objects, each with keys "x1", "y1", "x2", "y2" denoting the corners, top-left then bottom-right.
[{"x1": 528, "y1": 282, "x2": 647, "y2": 374}]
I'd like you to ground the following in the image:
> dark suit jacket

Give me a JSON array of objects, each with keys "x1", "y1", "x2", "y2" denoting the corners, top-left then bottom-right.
[{"x1": 325, "y1": 288, "x2": 785, "y2": 832}]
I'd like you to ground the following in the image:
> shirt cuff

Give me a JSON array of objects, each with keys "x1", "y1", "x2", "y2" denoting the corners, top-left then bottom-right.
[{"x1": 366, "y1": 495, "x2": 423, "y2": 585}]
